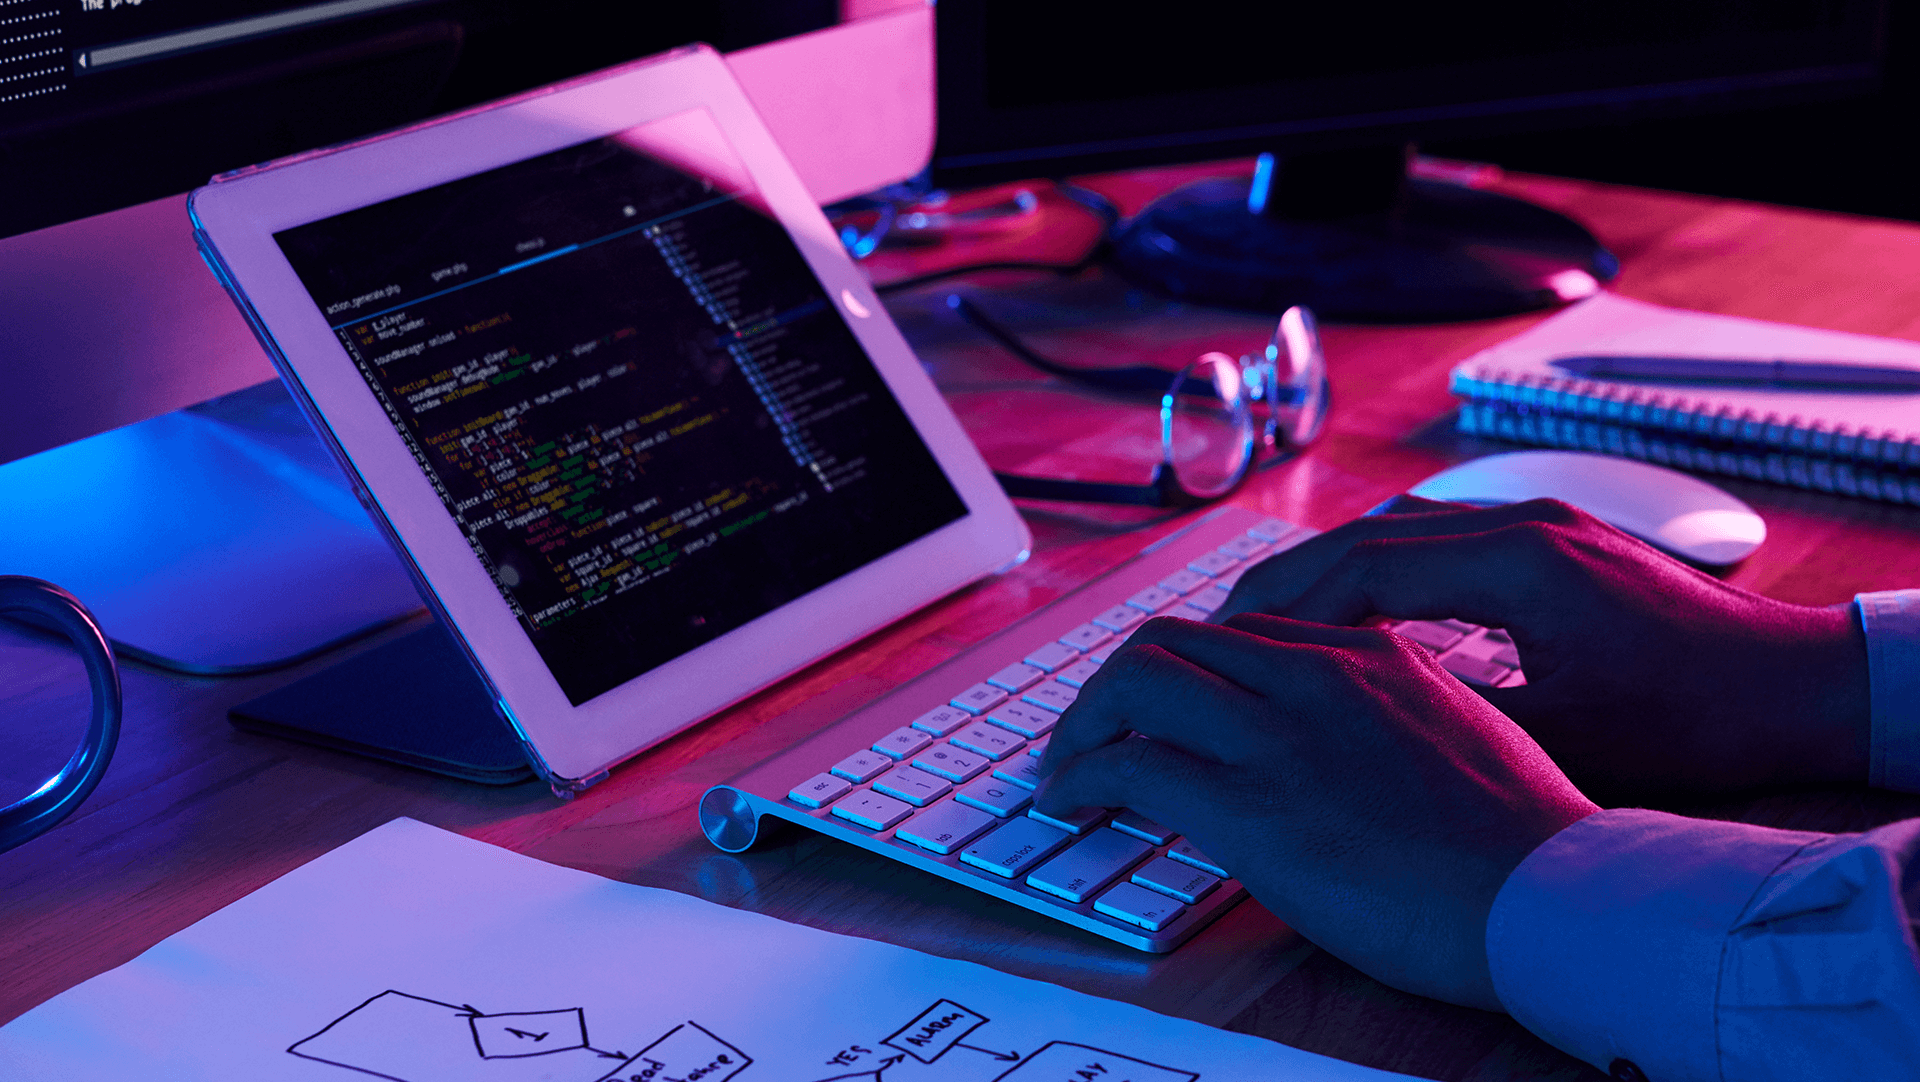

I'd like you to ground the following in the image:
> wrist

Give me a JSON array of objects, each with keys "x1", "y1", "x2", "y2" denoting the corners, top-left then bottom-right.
[{"x1": 1767, "y1": 602, "x2": 1870, "y2": 788}]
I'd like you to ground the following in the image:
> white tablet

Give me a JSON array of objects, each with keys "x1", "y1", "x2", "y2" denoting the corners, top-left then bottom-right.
[{"x1": 189, "y1": 45, "x2": 1030, "y2": 791}]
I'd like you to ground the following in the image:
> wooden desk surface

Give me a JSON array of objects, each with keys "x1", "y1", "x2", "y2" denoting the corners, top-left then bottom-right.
[{"x1": 9, "y1": 166, "x2": 1920, "y2": 1081}]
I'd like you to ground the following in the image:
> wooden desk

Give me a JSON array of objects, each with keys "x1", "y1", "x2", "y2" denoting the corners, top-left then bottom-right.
[{"x1": 8, "y1": 167, "x2": 1920, "y2": 1081}]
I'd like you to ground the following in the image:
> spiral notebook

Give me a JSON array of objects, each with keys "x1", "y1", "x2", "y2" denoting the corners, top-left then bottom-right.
[{"x1": 1450, "y1": 292, "x2": 1920, "y2": 503}]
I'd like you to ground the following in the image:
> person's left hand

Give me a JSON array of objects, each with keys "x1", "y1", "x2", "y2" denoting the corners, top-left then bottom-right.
[{"x1": 1034, "y1": 612, "x2": 1598, "y2": 1011}]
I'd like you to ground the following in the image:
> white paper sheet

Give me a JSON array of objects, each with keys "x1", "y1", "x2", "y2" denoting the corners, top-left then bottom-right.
[{"x1": 0, "y1": 819, "x2": 1414, "y2": 1082}]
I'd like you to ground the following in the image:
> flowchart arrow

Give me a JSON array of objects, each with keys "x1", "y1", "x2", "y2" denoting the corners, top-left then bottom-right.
[{"x1": 956, "y1": 1043, "x2": 1019, "y2": 1062}]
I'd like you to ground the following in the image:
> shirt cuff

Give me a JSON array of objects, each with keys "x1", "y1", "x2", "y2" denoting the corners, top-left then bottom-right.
[
  {"x1": 1855, "y1": 590, "x2": 1920, "y2": 794},
  {"x1": 1486, "y1": 807, "x2": 1823, "y2": 1082}
]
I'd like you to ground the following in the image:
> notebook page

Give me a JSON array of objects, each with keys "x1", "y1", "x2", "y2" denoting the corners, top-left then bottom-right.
[{"x1": 1456, "y1": 293, "x2": 1920, "y2": 438}]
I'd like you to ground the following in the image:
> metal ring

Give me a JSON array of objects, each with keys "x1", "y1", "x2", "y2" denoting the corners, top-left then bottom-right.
[{"x1": 0, "y1": 576, "x2": 122, "y2": 855}]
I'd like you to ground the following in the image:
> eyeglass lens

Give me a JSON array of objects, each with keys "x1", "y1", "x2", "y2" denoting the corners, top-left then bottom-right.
[{"x1": 1164, "y1": 353, "x2": 1255, "y2": 499}]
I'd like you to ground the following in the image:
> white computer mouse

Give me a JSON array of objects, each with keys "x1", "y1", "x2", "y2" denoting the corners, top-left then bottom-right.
[{"x1": 1406, "y1": 450, "x2": 1766, "y2": 565}]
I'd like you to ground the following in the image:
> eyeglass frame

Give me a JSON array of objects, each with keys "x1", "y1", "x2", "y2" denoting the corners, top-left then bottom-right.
[{"x1": 952, "y1": 295, "x2": 1330, "y2": 507}]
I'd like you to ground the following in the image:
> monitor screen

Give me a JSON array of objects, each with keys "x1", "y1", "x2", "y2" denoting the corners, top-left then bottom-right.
[
  {"x1": 932, "y1": 2, "x2": 1887, "y2": 188},
  {"x1": 0, "y1": 0, "x2": 835, "y2": 239}
]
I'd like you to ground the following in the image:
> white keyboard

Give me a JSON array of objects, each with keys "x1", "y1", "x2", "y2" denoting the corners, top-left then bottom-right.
[{"x1": 699, "y1": 505, "x2": 1524, "y2": 952}]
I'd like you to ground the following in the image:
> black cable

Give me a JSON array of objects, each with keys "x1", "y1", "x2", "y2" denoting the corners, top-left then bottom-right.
[{"x1": 875, "y1": 259, "x2": 1094, "y2": 296}]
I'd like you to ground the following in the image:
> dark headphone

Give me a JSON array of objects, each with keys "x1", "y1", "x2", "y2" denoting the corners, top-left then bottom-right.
[{"x1": 0, "y1": 577, "x2": 121, "y2": 855}]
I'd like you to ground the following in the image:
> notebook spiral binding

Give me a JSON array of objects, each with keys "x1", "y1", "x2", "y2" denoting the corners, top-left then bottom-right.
[{"x1": 1451, "y1": 366, "x2": 1920, "y2": 505}]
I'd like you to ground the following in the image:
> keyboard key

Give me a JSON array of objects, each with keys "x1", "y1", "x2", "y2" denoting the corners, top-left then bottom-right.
[
  {"x1": 960, "y1": 816, "x2": 1073, "y2": 879},
  {"x1": 1092, "y1": 604, "x2": 1147, "y2": 633},
  {"x1": 830, "y1": 750, "x2": 892, "y2": 784},
  {"x1": 873, "y1": 726, "x2": 933, "y2": 760},
  {"x1": 1158, "y1": 568, "x2": 1210, "y2": 594},
  {"x1": 874, "y1": 766, "x2": 954, "y2": 807},
  {"x1": 1110, "y1": 810, "x2": 1177, "y2": 845},
  {"x1": 832, "y1": 790, "x2": 914, "y2": 831},
  {"x1": 1246, "y1": 518, "x2": 1297, "y2": 543},
  {"x1": 1059, "y1": 623, "x2": 1113, "y2": 651},
  {"x1": 950, "y1": 683, "x2": 1009, "y2": 715},
  {"x1": 1437, "y1": 618, "x2": 1479, "y2": 634},
  {"x1": 1126, "y1": 586, "x2": 1182, "y2": 612},
  {"x1": 1022, "y1": 681, "x2": 1079, "y2": 713},
  {"x1": 1131, "y1": 855, "x2": 1220, "y2": 904},
  {"x1": 1026, "y1": 828, "x2": 1154, "y2": 904},
  {"x1": 1394, "y1": 620, "x2": 1465, "y2": 653},
  {"x1": 1054, "y1": 659, "x2": 1102, "y2": 689},
  {"x1": 1181, "y1": 586, "x2": 1227, "y2": 615},
  {"x1": 1087, "y1": 637, "x2": 1128, "y2": 664},
  {"x1": 1173, "y1": 603, "x2": 1213, "y2": 621},
  {"x1": 1217, "y1": 535, "x2": 1269, "y2": 559},
  {"x1": 1440, "y1": 653, "x2": 1511, "y2": 688},
  {"x1": 913, "y1": 743, "x2": 990, "y2": 782},
  {"x1": 895, "y1": 800, "x2": 996, "y2": 855},
  {"x1": 1095, "y1": 882, "x2": 1187, "y2": 932},
  {"x1": 952, "y1": 721, "x2": 1026, "y2": 760},
  {"x1": 1023, "y1": 641, "x2": 1081, "y2": 672},
  {"x1": 986, "y1": 662, "x2": 1048, "y2": 692},
  {"x1": 954, "y1": 774, "x2": 1033, "y2": 817},
  {"x1": 985, "y1": 701, "x2": 1058, "y2": 738},
  {"x1": 992, "y1": 756, "x2": 1044, "y2": 790},
  {"x1": 1028, "y1": 804, "x2": 1108, "y2": 835},
  {"x1": 1188, "y1": 551, "x2": 1238, "y2": 576},
  {"x1": 1027, "y1": 735, "x2": 1050, "y2": 757},
  {"x1": 1167, "y1": 840, "x2": 1229, "y2": 877},
  {"x1": 1212, "y1": 562, "x2": 1250, "y2": 591},
  {"x1": 789, "y1": 773, "x2": 853, "y2": 809},
  {"x1": 911, "y1": 705, "x2": 972, "y2": 737},
  {"x1": 1272, "y1": 527, "x2": 1317, "y2": 552}
]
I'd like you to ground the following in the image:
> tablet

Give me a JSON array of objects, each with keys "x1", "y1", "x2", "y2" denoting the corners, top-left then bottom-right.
[{"x1": 189, "y1": 45, "x2": 1030, "y2": 791}]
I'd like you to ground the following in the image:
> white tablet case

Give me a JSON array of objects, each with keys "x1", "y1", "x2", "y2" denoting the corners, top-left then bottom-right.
[{"x1": 190, "y1": 46, "x2": 1030, "y2": 791}]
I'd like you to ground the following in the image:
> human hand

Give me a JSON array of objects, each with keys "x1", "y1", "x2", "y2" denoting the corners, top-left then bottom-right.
[
  {"x1": 1034, "y1": 613, "x2": 1597, "y2": 1010},
  {"x1": 1219, "y1": 497, "x2": 1870, "y2": 801}
]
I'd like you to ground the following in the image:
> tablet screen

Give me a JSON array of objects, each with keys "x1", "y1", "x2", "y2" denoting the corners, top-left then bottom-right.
[{"x1": 273, "y1": 109, "x2": 968, "y2": 705}]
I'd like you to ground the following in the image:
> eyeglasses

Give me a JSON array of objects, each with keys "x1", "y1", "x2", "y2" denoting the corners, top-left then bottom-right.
[{"x1": 952, "y1": 296, "x2": 1330, "y2": 507}]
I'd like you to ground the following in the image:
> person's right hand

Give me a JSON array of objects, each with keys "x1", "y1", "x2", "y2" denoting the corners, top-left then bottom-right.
[{"x1": 1218, "y1": 497, "x2": 1870, "y2": 801}]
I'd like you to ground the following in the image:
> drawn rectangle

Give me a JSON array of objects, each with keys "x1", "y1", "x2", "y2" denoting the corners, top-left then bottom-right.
[
  {"x1": 883, "y1": 999, "x2": 988, "y2": 1064},
  {"x1": 992, "y1": 1041, "x2": 1198, "y2": 1082},
  {"x1": 471, "y1": 1008, "x2": 588, "y2": 1058}
]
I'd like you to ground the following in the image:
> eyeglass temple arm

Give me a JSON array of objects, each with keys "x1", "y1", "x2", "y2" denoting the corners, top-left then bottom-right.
[
  {"x1": 993, "y1": 465, "x2": 1214, "y2": 508},
  {"x1": 951, "y1": 295, "x2": 1190, "y2": 397}
]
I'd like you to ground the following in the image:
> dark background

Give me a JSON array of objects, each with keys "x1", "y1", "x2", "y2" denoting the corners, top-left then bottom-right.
[
  {"x1": 1425, "y1": 5, "x2": 1920, "y2": 221},
  {"x1": 4, "y1": 0, "x2": 1915, "y2": 238}
]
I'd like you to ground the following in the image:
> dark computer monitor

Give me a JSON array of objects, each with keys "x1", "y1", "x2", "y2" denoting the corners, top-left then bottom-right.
[
  {"x1": 929, "y1": 2, "x2": 1890, "y2": 321},
  {"x1": 0, "y1": 0, "x2": 835, "y2": 240}
]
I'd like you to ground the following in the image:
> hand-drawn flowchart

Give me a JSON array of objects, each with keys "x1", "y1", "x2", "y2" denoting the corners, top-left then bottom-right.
[
  {"x1": 811, "y1": 999, "x2": 1198, "y2": 1082},
  {"x1": 288, "y1": 992, "x2": 1193, "y2": 1082},
  {"x1": 288, "y1": 991, "x2": 750, "y2": 1082}
]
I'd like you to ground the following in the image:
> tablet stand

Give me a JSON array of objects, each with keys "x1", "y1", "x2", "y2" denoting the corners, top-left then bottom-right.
[{"x1": 229, "y1": 620, "x2": 533, "y2": 785}]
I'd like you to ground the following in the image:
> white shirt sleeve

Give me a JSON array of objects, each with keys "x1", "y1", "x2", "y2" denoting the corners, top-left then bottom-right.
[
  {"x1": 1856, "y1": 589, "x2": 1920, "y2": 794},
  {"x1": 1482, "y1": 590, "x2": 1920, "y2": 1081}
]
